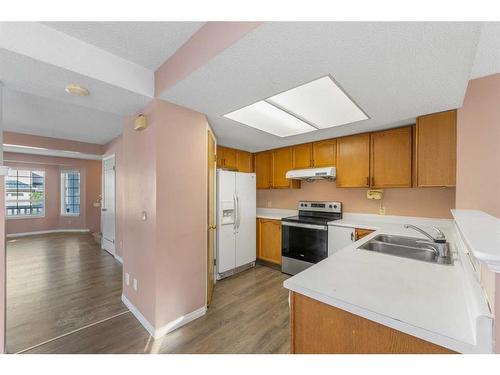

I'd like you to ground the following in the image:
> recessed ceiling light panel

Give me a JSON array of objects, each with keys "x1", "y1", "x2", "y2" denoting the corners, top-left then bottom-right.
[
  {"x1": 267, "y1": 76, "x2": 368, "y2": 129},
  {"x1": 65, "y1": 84, "x2": 90, "y2": 97},
  {"x1": 224, "y1": 101, "x2": 315, "y2": 137},
  {"x1": 223, "y1": 75, "x2": 368, "y2": 137}
]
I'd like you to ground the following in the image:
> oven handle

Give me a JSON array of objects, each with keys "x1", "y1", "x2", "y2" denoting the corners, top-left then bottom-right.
[{"x1": 281, "y1": 221, "x2": 328, "y2": 231}]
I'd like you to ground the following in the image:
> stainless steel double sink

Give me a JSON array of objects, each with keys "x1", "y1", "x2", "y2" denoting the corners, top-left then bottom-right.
[{"x1": 358, "y1": 234, "x2": 453, "y2": 265}]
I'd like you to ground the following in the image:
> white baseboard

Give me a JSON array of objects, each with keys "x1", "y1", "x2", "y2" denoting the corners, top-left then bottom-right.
[
  {"x1": 121, "y1": 294, "x2": 155, "y2": 337},
  {"x1": 114, "y1": 254, "x2": 123, "y2": 264},
  {"x1": 6, "y1": 229, "x2": 90, "y2": 238},
  {"x1": 154, "y1": 305, "x2": 207, "y2": 339},
  {"x1": 121, "y1": 294, "x2": 207, "y2": 339}
]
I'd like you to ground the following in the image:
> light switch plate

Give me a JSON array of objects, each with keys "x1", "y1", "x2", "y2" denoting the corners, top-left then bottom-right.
[
  {"x1": 133, "y1": 278, "x2": 138, "y2": 291},
  {"x1": 125, "y1": 273, "x2": 130, "y2": 285}
]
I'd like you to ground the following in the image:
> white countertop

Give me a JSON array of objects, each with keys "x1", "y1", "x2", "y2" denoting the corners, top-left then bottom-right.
[
  {"x1": 256, "y1": 207, "x2": 297, "y2": 220},
  {"x1": 283, "y1": 213, "x2": 493, "y2": 353},
  {"x1": 452, "y1": 209, "x2": 500, "y2": 273}
]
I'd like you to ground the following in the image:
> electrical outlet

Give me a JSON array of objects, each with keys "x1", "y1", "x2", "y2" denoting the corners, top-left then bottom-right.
[
  {"x1": 379, "y1": 206, "x2": 386, "y2": 215},
  {"x1": 133, "y1": 278, "x2": 138, "y2": 291},
  {"x1": 125, "y1": 273, "x2": 130, "y2": 286}
]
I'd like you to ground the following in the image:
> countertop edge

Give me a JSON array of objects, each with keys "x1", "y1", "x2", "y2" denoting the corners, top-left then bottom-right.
[{"x1": 284, "y1": 281, "x2": 481, "y2": 354}]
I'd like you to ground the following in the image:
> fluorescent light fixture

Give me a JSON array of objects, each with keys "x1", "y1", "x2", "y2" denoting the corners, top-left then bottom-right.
[
  {"x1": 224, "y1": 101, "x2": 316, "y2": 137},
  {"x1": 267, "y1": 76, "x2": 368, "y2": 129},
  {"x1": 223, "y1": 75, "x2": 368, "y2": 137}
]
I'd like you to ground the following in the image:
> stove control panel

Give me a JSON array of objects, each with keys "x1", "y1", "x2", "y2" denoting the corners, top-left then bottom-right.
[{"x1": 297, "y1": 201, "x2": 342, "y2": 213}]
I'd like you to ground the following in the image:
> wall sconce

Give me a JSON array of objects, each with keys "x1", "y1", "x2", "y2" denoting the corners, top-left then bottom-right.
[{"x1": 134, "y1": 114, "x2": 148, "y2": 131}]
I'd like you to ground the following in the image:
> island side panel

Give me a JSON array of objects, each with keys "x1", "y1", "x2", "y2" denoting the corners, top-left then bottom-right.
[{"x1": 289, "y1": 292, "x2": 455, "y2": 354}]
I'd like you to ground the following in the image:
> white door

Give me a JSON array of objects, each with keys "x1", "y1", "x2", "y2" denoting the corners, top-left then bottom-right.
[
  {"x1": 102, "y1": 156, "x2": 116, "y2": 255},
  {"x1": 235, "y1": 172, "x2": 256, "y2": 267},
  {"x1": 216, "y1": 170, "x2": 236, "y2": 274}
]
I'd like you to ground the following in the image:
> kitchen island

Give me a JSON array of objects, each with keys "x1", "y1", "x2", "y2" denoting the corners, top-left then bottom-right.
[{"x1": 284, "y1": 213, "x2": 493, "y2": 354}]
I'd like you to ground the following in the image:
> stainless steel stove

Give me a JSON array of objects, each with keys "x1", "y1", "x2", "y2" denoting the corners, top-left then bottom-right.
[{"x1": 281, "y1": 201, "x2": 342, "y2": 275}]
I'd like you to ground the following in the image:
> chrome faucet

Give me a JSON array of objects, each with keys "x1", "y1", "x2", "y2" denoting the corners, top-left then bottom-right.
[{"x1": 404, "y1": 224, "x2": 451, "y2": 263}]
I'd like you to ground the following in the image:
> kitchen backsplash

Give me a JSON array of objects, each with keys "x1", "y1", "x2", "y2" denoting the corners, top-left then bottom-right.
[{"x1": 257, "y1": 180, "x2": 455, "y2": 219}]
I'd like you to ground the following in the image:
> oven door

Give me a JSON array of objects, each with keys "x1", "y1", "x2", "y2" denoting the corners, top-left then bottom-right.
[{"x1": 282, "y1": 222, "x2": 328, "y2": 264}]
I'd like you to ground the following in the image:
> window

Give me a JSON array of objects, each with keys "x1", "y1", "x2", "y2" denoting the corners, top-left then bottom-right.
[
  {"x1": 61, "y1": 170, "x2": 81, "y2": 216},
  {"x1": 5, "y1": 169, "x2": 45, "y2": 218}
]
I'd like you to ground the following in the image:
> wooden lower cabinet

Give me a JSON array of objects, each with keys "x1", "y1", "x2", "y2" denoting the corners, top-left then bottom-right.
[
  {"x1": 355, "y1": 228, "x2": 374, "y2": 241},
  {"x1": 289, "y1": 292, "x2": 455, "y2": 354},
  {"x1": 256, "y1": 218, "x2": 282, "y2": 265}
]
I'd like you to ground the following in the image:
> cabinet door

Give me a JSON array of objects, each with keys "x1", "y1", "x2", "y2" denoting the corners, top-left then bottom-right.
[
  {"x1": 257, "y1": 218, "x2": 282, "y2": 265},
  {"x1": 236, "y1": 150, "x2": 254, "y2": 173},
  {"x1": 313, "y1": 139, "x2": 336, "y2": 167},
  {"x1": 255, "y1": 151, "x2": 272, "y2": 189},
  {"x1": 292, "y1": 143, "x2": 313, "y2": 169},
  {"x1": 416, "y1": 110, "x2": 457, "y2": 187},
  {"x1": 336, "y1": 133, "x2": 370, "y2": 187},
  {"x1": 222, "y1": 147, "x2": 238, "y2": 170},
  {"x1": 370, "y1": 127, "x2": 412, "y2": 188},
  {"x1": 272, "y1": 147, "x2": 295, "y2": 188},
  {"x1": 216, "y1": 146, "x2": 224, "y2": 168}
]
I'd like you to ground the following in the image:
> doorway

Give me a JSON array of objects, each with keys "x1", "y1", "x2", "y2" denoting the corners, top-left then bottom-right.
[{"x1": 101, "y1": 155, "x2": 116, "y2": 255}]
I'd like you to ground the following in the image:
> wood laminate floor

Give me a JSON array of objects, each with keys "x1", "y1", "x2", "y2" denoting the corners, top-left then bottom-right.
[
  {"x1": 6, "y1": 232, "x2": 126, "y2": 353},
  {"x1": 25, "y1": 263, "x2": 290, "y2": 354}
]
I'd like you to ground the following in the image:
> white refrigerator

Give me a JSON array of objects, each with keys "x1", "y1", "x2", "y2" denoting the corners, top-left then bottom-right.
[{"x1": 216, "y1": 170, "x2": 256, "y2": 279}]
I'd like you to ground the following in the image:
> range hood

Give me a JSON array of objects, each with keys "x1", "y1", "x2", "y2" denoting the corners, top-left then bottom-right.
[{"x1": 286, "y1": 167, "x2": 336, "y2": 181}]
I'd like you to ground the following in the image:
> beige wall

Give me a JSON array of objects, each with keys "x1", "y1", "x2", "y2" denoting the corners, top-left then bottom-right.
[
  {"x1": 258, "y1": 183, "x2": 455, "y2": 219},
  {"x1": 456, "y1": 73, "x2": 500, "y2": 353},
  {"x1": 120, "y1": 99, "x2": 208, "y2": 330},
  {"x1": 3, "y1": 152, "x2": 102, "y2": 235}
]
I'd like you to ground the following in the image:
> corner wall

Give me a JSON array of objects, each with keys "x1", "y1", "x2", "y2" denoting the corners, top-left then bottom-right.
[
  {"x1": 456, "y1": 73, "x2": 500, "y2": 353},
  {"x1": 120, "y1": 99, "x2": 208, "y2": 333}
]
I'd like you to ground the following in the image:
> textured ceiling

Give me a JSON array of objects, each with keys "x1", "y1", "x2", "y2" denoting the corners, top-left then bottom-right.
[
  {"x1": 161, "y1": 22, "x2": 482, "y2": 152},
  {"x1": 43, "y1": 22, "x2": 204, "y2": 70},
  {"x1": 3, "y1": 88, "x2": 123, "y2": 144},
  {"x1": 471, "y1": 22, "x2": 500, "y2": 79}
]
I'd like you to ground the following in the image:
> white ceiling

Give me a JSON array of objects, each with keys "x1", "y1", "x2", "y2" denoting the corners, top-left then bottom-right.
[
  {"x1": 471, "y1": 22, "x2": 500, "y2": 79},
  {"x1": 3, "y1": 88, "x2": 123, "y2": 144},
  {"x1": 161, "y1": 22, "x2": 483, "y2": 152},
  {"x1": 42, "y1": 22, "x2": 204, "y2": 70},
  {"x1": 1, "y1": 22, "x2": 499, "y2": 148}
]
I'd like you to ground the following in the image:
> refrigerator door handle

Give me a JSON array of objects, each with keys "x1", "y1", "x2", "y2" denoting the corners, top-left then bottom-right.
[
  {"x1": 233, "y1": 193, "x2": 238, "y2": 232},
  {"x1": 236, "y1": 194, "x2": 241, "y2": 230}
]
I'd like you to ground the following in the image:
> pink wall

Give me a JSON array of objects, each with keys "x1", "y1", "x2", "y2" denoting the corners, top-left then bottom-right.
[
  {"x1": 155, "y1": 22, "x2": 261, "y2": 97},
  {"x1": 154, "y1": 100, "x2": 207, "y2": 328},
  {"x1": 456, "y1": 73, "x2": 500, "y2": 353},
  {"x1": 258, "y1": 183, "x2": 455, "y2": 219},
  {"x1": 3, "y1": 152, "x2": 102, "y2": 235},
  {"x1": 3, "y1": 131, "x2": 104, "y2": 155},
  {"x1": 120, "y1": 99, "x2": 207, "y2": 330}
]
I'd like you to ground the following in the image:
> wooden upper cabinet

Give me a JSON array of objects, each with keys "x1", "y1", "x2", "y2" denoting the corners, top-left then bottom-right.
[
  {"x1": 312, "y1": 139, "x2": 337, "y2": 167},
  {"x1": 336, "y1": 133, "x2": 370, "y2": 187},
  {"x1": 216, "y1": 146, "x2": 224, "y2": 168},
  {"x1": 257, "y1": 218, "x2": 282, "y2": 265},
  {"x1": 236, "y1": 150, "x2": 254, "y2": 173},
  {"x1": 370, "y1": 126, "x2": 412, "y2": 188},
  {"x1": 255, "y1": 151, "x2": 272, "y2": 189},
  {"x1": 292, "y1": 143, "x2": 313, "y2": 169},
  {"x1": 222, "y1": 147, "x2": 238, "y2": 170},
  {"x1": 217, "y1": 146, "x2": 253, "y2": 172},
  {"x1": 272, "y1": 148, "x2": 300, "y2": 189},
  {"x1": 416, "y1": 110, "x2": 457, "y2": 187}
]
